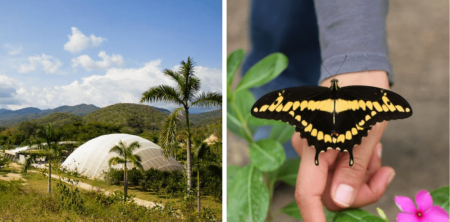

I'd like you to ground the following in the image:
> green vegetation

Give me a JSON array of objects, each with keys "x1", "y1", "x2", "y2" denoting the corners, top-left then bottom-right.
[
  {"x1": 0, "y1": 103, "x2": 220, "y2": 147},
  {"x1": 0, "y1": 104, "x2": 99, "y2": 127},
  {"x1": 0, "y1": 177, "x2": 220, "y2": 221},
  {"x1": 190, "y1": 109, "x2": 222, "y2": 127},
  {"x1": 82, "y1": 103, "x2": 168, "y2": 134},
  {"x1": 31, "y1": 112, "x2": 82, "y2": 128},
  {"x1": 192, "y1": 133, "x2": 222, "y2": 212},
  {"x1": 0, "y1": 156, "x2": 9, "y2": 168},
  {"x1": 108, "y1": 140, "x2": 144, "y2": 197},
  {"x1": 140, "y1": 57, "x2": 222, "y2": 191},
  {"x1": 61, "y1": 121, "x2": 122, "y2": 142},
  {"x1": 23, "y1": 123, "x2": 65, "y2": 193}
]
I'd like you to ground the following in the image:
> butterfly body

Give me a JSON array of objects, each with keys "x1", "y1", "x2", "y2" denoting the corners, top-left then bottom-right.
[{"x1": 251, "y1": 79, "x2": 412, "y2": 166}]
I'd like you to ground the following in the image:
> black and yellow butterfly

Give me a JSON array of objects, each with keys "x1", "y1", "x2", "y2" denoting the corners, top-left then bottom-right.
[{"x1": 251, "y1": 79, "x2": 412, "y2": 166}]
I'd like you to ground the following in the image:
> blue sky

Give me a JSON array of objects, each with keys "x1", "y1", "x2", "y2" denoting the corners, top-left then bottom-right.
[{"x1": 0, "y1": 0, "x2": 222, "y2": 111}]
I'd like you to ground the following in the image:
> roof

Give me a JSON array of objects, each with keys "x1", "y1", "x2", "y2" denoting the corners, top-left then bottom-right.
[{"x1": 5, "y1": 146, "x2": 30, "y2": 155}]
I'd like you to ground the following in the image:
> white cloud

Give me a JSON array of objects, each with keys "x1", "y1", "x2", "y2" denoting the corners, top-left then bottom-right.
[
  {"x1": 64, "y1": 27, "x2": 107, "y2": 53},
  {"x1": 3, "y1": 44, "x2": 23, "y2": 55},
  {"x1": 0, "y1": 75, "x2": 22, "y2": 108},
  {"x1": 18, "y1": 54, "x2": 63, "y2": 74},
  {"x1": 9, "y1": 60, "x2": 168, "y2": 109},
  {"x1": 72, "y1": 51, "x2": 124, "y2": 71},
  {"x1": 192, "y1": 66, "x2": 222, "y2": 93},
  {"x1": 4, "y1": 60, "x2": 222, "y2": 110}
]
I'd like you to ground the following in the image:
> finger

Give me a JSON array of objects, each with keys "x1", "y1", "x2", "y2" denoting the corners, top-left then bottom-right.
[
  {"x1": 351, "y1": 166, "x2": 395, "y2": 207},
  {"x1": 293, "y1": 134, "x2": 339, "y2": 222},
  {"x1": 292, "y1": 132, "x2": 340, "y2": 165},
  {"x1": 294, "y1": 138, "x2": 328, "y2": 222},
  {"x1": 366, "y1": 143, "x2": 383, "y2": 180},
  {"x1": 330, "y1": 123, "x2": 387, "y2": 208},
  {"x1": 292, "y1": 132, "x2": 305, "y2": 158}
]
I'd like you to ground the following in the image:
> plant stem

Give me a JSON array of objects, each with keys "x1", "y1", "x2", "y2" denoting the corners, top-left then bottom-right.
[
  {"x1": 230, "y1": 101, "x2": 254, "y2": 143},
  {"x1": 265, "y1": 172, "x2": 273, "y2": 222}
]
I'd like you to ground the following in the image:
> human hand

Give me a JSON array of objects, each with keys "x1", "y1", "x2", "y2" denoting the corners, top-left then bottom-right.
[{"x1": 294, "y1": 70, "x2": 396, "y2": 222}]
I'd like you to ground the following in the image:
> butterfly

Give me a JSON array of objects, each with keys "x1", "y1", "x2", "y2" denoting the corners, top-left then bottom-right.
[{"x1": 251, "y1": 79, "x2": 413, "y2": 166}]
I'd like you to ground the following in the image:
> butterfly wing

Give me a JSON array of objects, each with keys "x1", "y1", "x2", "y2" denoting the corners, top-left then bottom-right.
[
  {"x1": 251, "y1": 86, "x2": 336, "y2": 165},
  {"x1": 337, "y1": 85, "x2": 413, "y2": 124},
  {"x1": 331, "y1": 85, "x2": 413, "y2": 165},
  {"x1": 251, "y1": 84, "x2": 413, "y2": 166}
]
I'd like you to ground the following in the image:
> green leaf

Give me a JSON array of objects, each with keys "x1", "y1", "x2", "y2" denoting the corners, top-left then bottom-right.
[
  {"x1": 334, "y1": 209, "x2": 373, "y2": 222},
  {"x1": 324, "y1": 207, "x2": 338, "y2": 222},
  {"x1": 247, "y1": 115, "x2": 286, "y2": 126},
  {"x1": 227, "y1": 109, "x2": 250, "y2": 141},
  {"x1": 227, "y1": 165, "x2": 241, "y2": 191},
  {"x1": 376, "y1": 208, "x2": 388, "y2": 221},
  {"x1": 235, "y1": 53, "x2": 288, "y2": 93},
  {"x1": 227, "y1": 90, "x2": 257, "y2": 142},
  {"x1": 250, "y1": 139, "x2": 286, "y2": 172},
  {"x1": 269, "y1": 123, "x2": 295, "y2": 143},
  {"x1": 281, "y1": 203, "x2": 339, "y2": 222},
  {"x1": 275, "y1": 158, "x2": 300, "y2": 186},
  {"x1": 281, "y1": 201, "x2": 302, "y2": 220},
  {"x1": 431, "y1": 186, "x2": 449, "y2": 213},
  {"x1": 361, "y1": 215, "x2": 386, "y2": 222},
  {"x1": 235, "y1": 90, "x2": 256, "y2": 121},
  {"x1": 228, "y1": 165, "x2": 269, "y2": 222},
  {"x1": 227, "y1": 49, "x2": 245, "y2": 89}
]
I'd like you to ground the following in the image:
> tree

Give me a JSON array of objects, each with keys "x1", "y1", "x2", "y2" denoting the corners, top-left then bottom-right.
[
  {"x1": 18, "y1": 121, "x2": 38, "y2": 139},
  {"x1": 34, "y1": 123, "x2": 65, "y2": 193},
  {"x1": 0, "y1": 156, "x2": 9, "y2": 169},
  {"x1": 140, "y1": 57, "x2": 222, "y2": 190},
  {"x1": 108, "y1": 140, "x2": 143, "y2": 198},
  {"x1": 192, "y1": 134, "x2": 222, "y2": 212}
]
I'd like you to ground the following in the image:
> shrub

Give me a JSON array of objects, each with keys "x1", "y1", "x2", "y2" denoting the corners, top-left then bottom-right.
[
  {"x1": 127, "y1": 167, "x2": 142, "y2": 187},
  {"x1": 55, "y1": 181, "x2": 85, "y2": 214},
  {"x1": 103, "y1": 168, "x2": 124, "y2": 185}
]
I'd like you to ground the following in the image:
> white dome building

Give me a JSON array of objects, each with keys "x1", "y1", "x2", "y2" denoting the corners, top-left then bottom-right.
[{"x1": 61, "y1": 134, "x2": 184, "y2": 179}]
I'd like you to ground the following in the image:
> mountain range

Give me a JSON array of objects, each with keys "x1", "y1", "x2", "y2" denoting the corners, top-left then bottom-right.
[{"x1": 0, "y1": 104, "x2": 219, "y2": 128}]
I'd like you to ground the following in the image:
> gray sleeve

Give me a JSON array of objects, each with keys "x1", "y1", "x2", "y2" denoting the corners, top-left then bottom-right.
[{"x1": 314, "y1": 0, "x2": 393, "y2": 85}]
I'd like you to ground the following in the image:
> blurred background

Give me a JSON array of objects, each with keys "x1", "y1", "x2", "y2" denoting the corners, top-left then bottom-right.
[{"x1": 227, "y1": 0, "x2": 449, "y2": 220}]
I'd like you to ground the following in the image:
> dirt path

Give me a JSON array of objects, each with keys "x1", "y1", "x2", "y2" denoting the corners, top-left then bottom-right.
[{"x1": 0, "y1": 173, "x2": 26, "y2": 182}]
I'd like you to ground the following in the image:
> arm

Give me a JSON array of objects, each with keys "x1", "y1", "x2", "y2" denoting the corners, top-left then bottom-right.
[{"x1": 295, "y1": 0, "x2": 395, "y2": 220}]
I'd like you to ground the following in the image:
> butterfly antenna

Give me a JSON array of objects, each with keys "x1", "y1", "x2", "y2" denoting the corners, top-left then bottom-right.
[
  {"x1": 321, "y1": 63, "x2": 333, "y2": 79},
  {"x1": 335, "y1": 55, "x2": 347, "y2": 75},
  {"x1": 321, "y1": 55, "x2": 347, "y2": 80}
]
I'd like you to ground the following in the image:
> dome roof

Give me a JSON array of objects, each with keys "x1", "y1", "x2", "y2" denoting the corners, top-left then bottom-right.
[{"x1": 61, "y1": 133, "x2": 183, "y2": 179}]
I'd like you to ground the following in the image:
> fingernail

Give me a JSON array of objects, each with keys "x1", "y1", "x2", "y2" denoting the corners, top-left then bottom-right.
[
  {"x1": 387, "y1": 171, "x2": 395, "y2": 185},
  {"x1": 376, "y1": 143, "x2": 382, "y2": 159},
  {"x1": 334, "y1": 184, "x2": 355, "y2": 207}
]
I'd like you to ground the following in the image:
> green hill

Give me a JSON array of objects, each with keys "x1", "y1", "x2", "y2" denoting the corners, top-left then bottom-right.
[
  {"x1": 40, "y1": 104, "x2": 100, "y2": 116},
  {"x1": 190, "y1": 109, "x2": 222, "y2": 126},
  {"x1": 0, "y1": 113, "x2": 43, "y2": 127},
  {"x1": 30, "y1": 113, "x2": 82, "y2": 128},
  {"x1": 82, "y1": 103, "x2": 168, "y2": 133}
]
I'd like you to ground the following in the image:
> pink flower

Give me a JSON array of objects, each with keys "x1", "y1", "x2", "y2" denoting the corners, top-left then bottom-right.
[{"x1": 395, "y1": 190, "x2": 449, "y2": 222}]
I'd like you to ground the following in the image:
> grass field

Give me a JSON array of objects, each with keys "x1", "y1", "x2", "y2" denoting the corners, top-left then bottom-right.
[{"x1": 0, "y1": 163, "x2": 222, "y2": 221}]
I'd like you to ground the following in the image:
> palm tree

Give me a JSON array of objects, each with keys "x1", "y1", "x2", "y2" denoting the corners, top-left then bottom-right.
[
  {"x1": 140, "y1": 57, "x2": 222, "y2": 190},
  {"x1": 35, "y1": 123, "x2": 65, "y2": 193},
  {"x1": 192, "y1": 134, "x2": 222, "y2": 212},
  {"x1": 108, "y1": 140, "x2": 143, "y2": 198}
]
